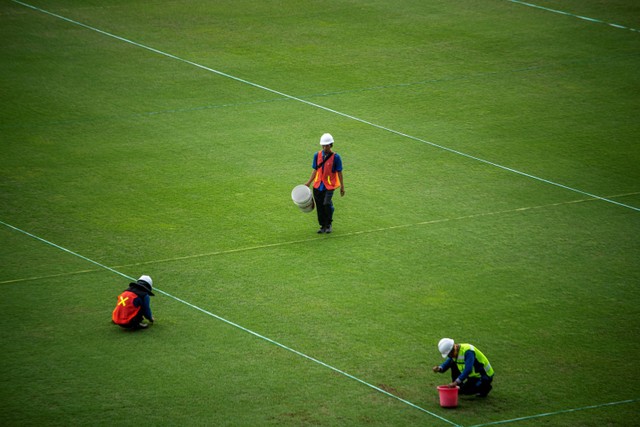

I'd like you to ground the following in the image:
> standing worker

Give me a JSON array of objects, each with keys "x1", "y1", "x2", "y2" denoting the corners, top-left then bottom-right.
[
  {"x1": 112, "y1": 275, "x2": 156, "y2": 330},
  {"x1": 433, "y1": 338, "x2": 494, "y2": 397},
  {"x1": 304, "y1": 133, "x2": 345, "y2": 234}
]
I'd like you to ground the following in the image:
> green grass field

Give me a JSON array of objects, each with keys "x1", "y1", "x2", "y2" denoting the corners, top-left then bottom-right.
[{"x1": 1, "y1": 0, "x2": 639, "y2": 425}]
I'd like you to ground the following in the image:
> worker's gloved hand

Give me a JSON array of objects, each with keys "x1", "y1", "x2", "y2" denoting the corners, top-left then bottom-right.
[{"x1": 432, "y1": 366, "x2": 442, "y2": 373}]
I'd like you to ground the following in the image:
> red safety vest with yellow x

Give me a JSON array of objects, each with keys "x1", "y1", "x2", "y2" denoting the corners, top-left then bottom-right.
[{"x1": 112, "y1": 291, "x2": 141, "y2": 325}]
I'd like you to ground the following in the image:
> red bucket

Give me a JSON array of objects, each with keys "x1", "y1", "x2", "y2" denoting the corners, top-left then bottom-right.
[{"x1": 437, "y1": 385, "x2": 459, "y2": 408}]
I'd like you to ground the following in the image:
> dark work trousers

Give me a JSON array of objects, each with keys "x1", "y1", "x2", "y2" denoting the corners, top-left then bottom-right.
[
  {"x1": 118, "y1": 311, "x2": 146, "y2": 330},
  {"x1": 313, "y1": 188, "x2": 335, "y2": 228},
  {"x1": 449, "y1": 363, "x2": 493, "y2": 396}
]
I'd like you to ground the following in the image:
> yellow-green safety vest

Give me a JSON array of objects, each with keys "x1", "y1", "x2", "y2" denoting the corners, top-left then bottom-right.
[{"x1": 454, "y1": 343, "x2": 494, "y2": 378}]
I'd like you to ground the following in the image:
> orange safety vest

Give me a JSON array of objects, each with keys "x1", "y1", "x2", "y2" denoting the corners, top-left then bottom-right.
[
  {"x1": 313, "y1": 151, "x2": 341, "y2": 190},
  {"x1": 112, "y1": 291, "x2": 141, "y2": 325}
]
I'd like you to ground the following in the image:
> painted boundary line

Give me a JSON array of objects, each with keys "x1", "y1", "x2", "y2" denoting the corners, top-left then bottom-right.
[
  {"x1": 11, "y1": 0, "x2": 640, "y2": 213},
  {"x1": 0, "y1": 219, "x2": 459, "y2": 427},
  {"x1": 2, "y1": 191, "x2": 638, "y2": 286},
  {"x1": 506, "y1": 0, "x2": 640, "y2": 33},
  {"x1": 468, "y1": 398, "x2": 640, "y2": 426}
]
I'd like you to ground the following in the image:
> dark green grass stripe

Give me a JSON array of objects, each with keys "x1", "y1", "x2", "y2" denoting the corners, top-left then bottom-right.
[{"x1": 4, "y1": 51, "x2": 639, "y2": 130}]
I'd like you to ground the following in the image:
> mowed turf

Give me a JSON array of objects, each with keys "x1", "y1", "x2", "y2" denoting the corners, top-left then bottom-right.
[{"x1": 1, "y1": 0, "x2": 639, "y2": 426}]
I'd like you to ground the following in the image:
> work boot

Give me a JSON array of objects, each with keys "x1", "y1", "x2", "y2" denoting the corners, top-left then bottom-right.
[
  {"x1": 476, "y1": 384, "x2": 492, "y2": 397},
  {"x1": 317, "y1": 227, "x2": 325, "y2": 234},
  {"x1": 325, "y1": 225, "x2": 332, "y2": 234}
]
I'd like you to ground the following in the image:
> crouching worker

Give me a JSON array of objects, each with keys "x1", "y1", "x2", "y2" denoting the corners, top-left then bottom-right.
[
  {"x1": 433, "y1": 338, "x2": 494, "y2": 397},
  {"x1": 112, "y1": 275, "x2": 155, "y2": 330}
]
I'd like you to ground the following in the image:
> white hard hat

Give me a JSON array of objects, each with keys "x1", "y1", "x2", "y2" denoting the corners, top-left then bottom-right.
[
  {"x1": 138, "y1": 275, "x2": 153, "y2": 287},
  {"x1": 135, "y1": 275, "x2": 154, "y2": 296},
  {"x1": 438, "y1": 338, "x2": 454, "y2": 358},
  {"x1": 320, "y1": 133, "x2": 334, "y2": 145}
]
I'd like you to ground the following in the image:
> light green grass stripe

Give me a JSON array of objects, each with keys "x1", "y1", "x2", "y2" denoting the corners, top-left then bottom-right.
[
  {"x1": 506, "y1": 0, "x2": 640, "y2": 33},
  {"x1": 2, "y1": 191, "x2": 638, "y2": 286},
  {"x1": 0, "y1": 218, "x2": 459, "y2": 426},
  {"x1": 11, "y1": 0, "x2": 640, "y2": 213},
  {"x1": 468, "y1": 398, "x2": 640, "y2": 427}
]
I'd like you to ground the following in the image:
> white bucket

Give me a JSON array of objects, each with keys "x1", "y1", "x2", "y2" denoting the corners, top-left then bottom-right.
[{"x1": 291, "y1": 185, "x2": 314, "y2": 213}]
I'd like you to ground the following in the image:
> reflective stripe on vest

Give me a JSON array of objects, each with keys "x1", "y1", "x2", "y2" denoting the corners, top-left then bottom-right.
[
  {"x1": 454, "y1": 343, "x2": 495, "y2": 378},
  {"x1": 313, "y1": 150, "x2": 340, "y2": 190},
  {"x1": 112, "y1": 290, "x2": 141, "y2": 325}
]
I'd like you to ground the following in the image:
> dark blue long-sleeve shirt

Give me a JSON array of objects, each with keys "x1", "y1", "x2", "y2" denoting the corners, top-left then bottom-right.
[
  {"x1": 135, "y1": 293, "x2": 153, "y2": 321},
  {"x1": 439, "y1": 350, "x2": 476, "y2": 383}
]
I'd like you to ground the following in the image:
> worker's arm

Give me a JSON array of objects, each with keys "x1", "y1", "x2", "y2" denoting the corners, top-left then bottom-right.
[
  {"x1": 304, "y1": 153, "x2": 318, "y2": 187},
  {"x1": 141, "y1": 294, "x2": 154, "y2": 323},
  {"x1": 304, "y1": 170, "x2": 316, "y2": 187},
  {"x1": 433, "y1": 357, "x2": 452, "y2": 373},
  {"x1": 452, "y1": 351, "x2": 475, "y2": 385}
]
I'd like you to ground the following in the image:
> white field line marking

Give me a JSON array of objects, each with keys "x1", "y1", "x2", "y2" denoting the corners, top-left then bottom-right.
[
  {"x1": 467, "y1": 398, "x2": 640, "y2": 426},
  {"x1": 11, "y1": 0, "x2": 640, "y2": 213},
  {"x1": 2, "y1": 191, "x2": 638, "y2": 286},
  {"x1": 0, "y1": 219, "x2": 459, "y2": 426},
  {"x1": 507, "y1": 0, "x2": 640, "y2": 33}
]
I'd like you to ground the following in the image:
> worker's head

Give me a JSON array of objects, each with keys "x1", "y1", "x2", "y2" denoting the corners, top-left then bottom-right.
[
  {"x1": 320, "y1": 133, "x2": 334, "y2": 146},
  {"x1": 320, "y1": 133, "x2": 334, "y2": 151},
  {"x1": 137, "y1": 275, "x2": 155, "y2": 296},
  {"x1": 438, "y1": 338, "x2": 454, "y2": 358}
]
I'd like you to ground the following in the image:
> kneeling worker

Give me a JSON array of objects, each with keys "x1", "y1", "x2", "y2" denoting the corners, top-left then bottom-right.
[
  {"x1": 112, "y1": 275, "x2": 155, "y2": 330},
  {"x1": 433, "y1": 338, "x2": 494, "y2": 397}
]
